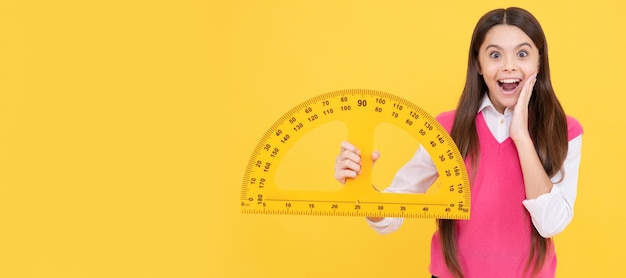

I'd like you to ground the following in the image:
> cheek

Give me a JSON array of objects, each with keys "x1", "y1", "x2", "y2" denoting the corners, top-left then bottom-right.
[
  {"x1": 478, "y1": 61, "x2": 499, "y2": 78},
  {"x1": 481, "y1": 66, "x2": 498, "y2": 80},
  {"x1": 533, "y1": 56, "x2": 540, "y2": 72},
  {"x1": 522, "y1": 63, "x2": 539, "y2": 75}
]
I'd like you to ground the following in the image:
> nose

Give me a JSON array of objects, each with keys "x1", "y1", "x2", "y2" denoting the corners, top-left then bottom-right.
[{"x1": 503, "y1": 56, "x2": 518, "y2": 72}]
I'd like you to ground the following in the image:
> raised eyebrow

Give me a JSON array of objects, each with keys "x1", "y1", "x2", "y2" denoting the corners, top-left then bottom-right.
[
  {"x1": 484, "y1": 42, "x2": 533, "y2": 51},
  {"x1": 485, "y1": 44, "x2": 502, "y2": 51}
]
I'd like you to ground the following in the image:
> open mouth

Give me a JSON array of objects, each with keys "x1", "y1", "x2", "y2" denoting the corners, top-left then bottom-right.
[{"x1": 497, "y1": 78, "x2": 521, "y2": 93}]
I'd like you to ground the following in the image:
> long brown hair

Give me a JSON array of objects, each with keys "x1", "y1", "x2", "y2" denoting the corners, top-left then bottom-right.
[{"x1": 438, "y1": 7, "x2": 569, "y2": 277}]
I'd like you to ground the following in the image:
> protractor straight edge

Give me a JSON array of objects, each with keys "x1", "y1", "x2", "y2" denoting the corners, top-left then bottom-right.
[{"x1": 240, "y1": 89, "x2": 471, "y2": 220}]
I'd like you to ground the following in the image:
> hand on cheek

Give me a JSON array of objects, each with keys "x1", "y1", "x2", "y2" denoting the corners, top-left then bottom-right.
[{"x1": 510, "y1": 73, "x2": 537, "y2": 143}]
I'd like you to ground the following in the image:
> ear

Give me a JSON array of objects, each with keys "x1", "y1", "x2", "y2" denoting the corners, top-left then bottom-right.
[{"x1": 476, "y1": 62, "x2": 483, "y2": 75}]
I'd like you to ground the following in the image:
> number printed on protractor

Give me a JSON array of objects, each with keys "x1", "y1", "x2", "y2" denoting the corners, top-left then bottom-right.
[{"x1": 241, "y1": 89, "x2": 470, "y2": 219}]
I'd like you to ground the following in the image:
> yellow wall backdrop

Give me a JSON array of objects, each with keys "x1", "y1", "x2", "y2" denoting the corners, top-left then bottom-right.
[{"x1": 1, "y1": 0, "x2": 625, "y2": 277}]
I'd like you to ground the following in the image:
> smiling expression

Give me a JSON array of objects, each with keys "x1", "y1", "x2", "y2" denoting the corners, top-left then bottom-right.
[{"x1": 478, "y1": 24, "x2": 540, "y2": 113}]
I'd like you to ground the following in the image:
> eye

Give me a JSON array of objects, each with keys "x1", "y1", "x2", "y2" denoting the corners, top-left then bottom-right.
[
  {"x1": 518, "y1": 51, "x2": 529, "y2": 58},
  {"x1": 489, "y1": 51, "x2": 501, "y2": 59}
]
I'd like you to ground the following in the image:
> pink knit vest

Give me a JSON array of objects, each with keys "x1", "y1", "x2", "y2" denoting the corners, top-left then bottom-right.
[{"x1": 429, "y1": 111, "x2": 583, "y2": 278}]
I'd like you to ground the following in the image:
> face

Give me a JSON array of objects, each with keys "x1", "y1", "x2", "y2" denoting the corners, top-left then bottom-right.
[{"x1": 478, "y1": 24, "x2": 540, "y2": 113}]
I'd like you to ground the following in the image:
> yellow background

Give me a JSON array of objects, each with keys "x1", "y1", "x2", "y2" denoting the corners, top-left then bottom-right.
[{"x1": 1, "y1": 0, "x2": 625, "y2": 277}]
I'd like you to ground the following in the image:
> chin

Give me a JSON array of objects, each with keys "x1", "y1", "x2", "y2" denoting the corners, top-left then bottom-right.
[{"x1": 502, "y1": 100, "x2": 519, "y2": 110}]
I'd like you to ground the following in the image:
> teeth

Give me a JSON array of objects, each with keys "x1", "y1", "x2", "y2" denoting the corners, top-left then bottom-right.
[{"x1": 499, "y1": 79, "x2": 520, "y2": 84}]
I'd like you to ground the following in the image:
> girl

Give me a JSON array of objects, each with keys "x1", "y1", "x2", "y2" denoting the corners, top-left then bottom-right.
[{"x1": 334, "y1": 7, "x2": 583, "y2": 278}]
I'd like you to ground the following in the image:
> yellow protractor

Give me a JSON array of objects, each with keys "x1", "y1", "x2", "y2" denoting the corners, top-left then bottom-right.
[{"x1": 240, "y1": 89, "x2": 470, "y2": 219}]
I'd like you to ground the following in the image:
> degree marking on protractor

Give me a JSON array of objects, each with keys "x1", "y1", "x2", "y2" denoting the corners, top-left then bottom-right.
[{"x1": 241, "y1": 89, "x2": 470, "y2": 219}]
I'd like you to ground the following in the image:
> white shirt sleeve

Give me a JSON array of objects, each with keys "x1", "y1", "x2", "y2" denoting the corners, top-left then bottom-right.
[
  {"x1": 522, "y1": 134, "x2": 583, "y2": 238},
  {"x1": 366, "y1": 145, "x2": 439, "y2": 234}
]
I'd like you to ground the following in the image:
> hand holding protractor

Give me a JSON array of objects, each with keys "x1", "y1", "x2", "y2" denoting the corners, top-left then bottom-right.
[{"x1": 241, "y1": 89, "x2": 470, "y2": 220}]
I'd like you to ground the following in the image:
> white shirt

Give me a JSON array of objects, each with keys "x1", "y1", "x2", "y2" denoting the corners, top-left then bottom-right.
[{"x1": 368, "y1": 95, "x2": 583, "y2": 238}]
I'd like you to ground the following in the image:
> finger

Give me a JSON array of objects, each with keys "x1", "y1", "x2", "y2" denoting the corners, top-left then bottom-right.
[
  {"x1": 334, "y1": 158, "x2": 359, "y2": 184},
  {"x1": 334, "y1": 169, "x2": 358, "y2": 184},
  {"x1": 336, "y1": 149, "x2": 362, "y2": 165},
  {"x1": 372, "y1": 150, "x2": 381, "y2": 163},
  {"x1": 335, "y1": 157, "x2": 362, "y2": 172},
  {"x1": 523, "y1": 73, "x2": 538, "y2": 101},
  {"x1": 525, "y1": 72, "x2": 537, "y2": 86},
  {"x1": 340, "y1": 141, "x2": 360, "y2": 155},
  {"x1": 515, "y1": 73, "x2": 537, "y2": 110}
]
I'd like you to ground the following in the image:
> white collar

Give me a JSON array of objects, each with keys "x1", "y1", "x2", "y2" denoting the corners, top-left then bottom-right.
[{"x1": 478, "y1": 94, "x2": 513, "y2": 116}]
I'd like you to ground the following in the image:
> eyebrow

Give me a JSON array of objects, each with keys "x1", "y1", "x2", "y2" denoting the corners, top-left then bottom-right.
[{"x1": 485, "y1": 42, "x2": 533, "y2": 50}]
